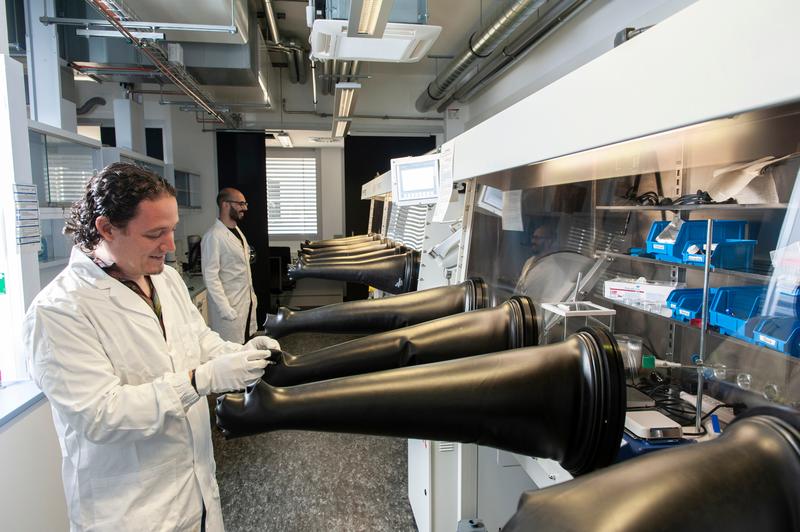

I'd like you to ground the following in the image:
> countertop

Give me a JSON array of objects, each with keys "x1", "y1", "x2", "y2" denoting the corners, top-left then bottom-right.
[
  {"x1": 180, "y1": 271, "x2": 207, "y2": 300},
  {"x1": 0, "y1": 380, "x2": 45, "y2": 428}
]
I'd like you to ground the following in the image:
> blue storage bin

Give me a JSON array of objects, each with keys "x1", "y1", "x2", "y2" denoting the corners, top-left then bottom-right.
[
  {"x1": 753, "y1": 317, "x2": 800, "y2": 357},
  {"x1": 681, "y1": 239, "x2": 757, "y2": 270},
  {"x1": 709, "y1": 286, "x2": 766, "y2": 341},
  {"x1": 645, "y1": 221, "x2": 688, "y2": 263},
  {"x1": 645, "y1": 220, "x2": 748, "y2": 264},
  {"x1": 666, "y1": 288, "x2": 718, "y2": 322}
]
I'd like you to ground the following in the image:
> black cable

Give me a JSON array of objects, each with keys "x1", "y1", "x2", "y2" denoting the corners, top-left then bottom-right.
[
  {"x1": 660, "y1": 190, "x2": 738, "y2": 206},
  {"x1": 681, "y1": 425, "x2": 708, "y2": 437},
  {"x1": 700, "y1": 403, "x2": 738, "y2": 421},
  {"x1": 621, "y1": 186, "x2": 661, "y2": 206}
]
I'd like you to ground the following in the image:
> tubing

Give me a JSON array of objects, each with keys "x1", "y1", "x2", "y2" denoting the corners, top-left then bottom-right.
[
  {"x1": 264, "y1": 278, "x2": 488, "y2": 338},
  {"x1": 216, "y1": 327, "x2": 625, "y2": 476},
  {"x1": 288, "y1": 251, "x2": 420, "y2": 294},
  {"x1": 504, "y1": 408, "x2": 800, "y2": 532}
]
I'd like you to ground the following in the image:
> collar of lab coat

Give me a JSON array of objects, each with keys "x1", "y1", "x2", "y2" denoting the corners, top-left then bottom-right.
[
  {"x1": 214, "y1": 218, "x2": 245, "y2": 247},
  {"x1": 68, "y1": 246, "x2": 169, "y2": 324}
]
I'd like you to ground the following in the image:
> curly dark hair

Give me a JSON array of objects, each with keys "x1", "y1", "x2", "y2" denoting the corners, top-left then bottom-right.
[{"x1": 65, "y1": 162, "x2": 176, "y2": 250}]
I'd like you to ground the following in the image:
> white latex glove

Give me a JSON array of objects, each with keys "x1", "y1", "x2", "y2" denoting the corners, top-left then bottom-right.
[
  {"x1": 221, "y1": 307, "x2": 238, "y2": 321},
  {"x1": 194, "y1": 349, "x2": 270, "y2": 395},
  {"x1": 244, "y1": 335, "x2": 281, "y2": 351}
]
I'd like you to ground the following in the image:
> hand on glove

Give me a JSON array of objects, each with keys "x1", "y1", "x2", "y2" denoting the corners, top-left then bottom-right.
[
  {"x1": 244, "y1": 335, "x2": 281, "y2": 351},
  {"x1": 193, "y1": 349, "x2": 271, "y2": 395},
  {"x1": 221, "y1": 307, "x2": 238, "y2": 321}
]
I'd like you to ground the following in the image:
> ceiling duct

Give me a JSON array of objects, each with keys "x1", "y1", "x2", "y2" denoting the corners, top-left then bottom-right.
[
  {"x1": 437, "y1": 0, "x2": 589, "y2": 111},
  {"x1": 179, "y1": 16, "x2": 269, "y2": 87},
  {"x1": 82, "y1": 0, "x2": 237, "y2": 126},
  {"x1": 264, "y1": 0, "x2": 308, "y2": 85},
  {"x1": 76, "y1": 96, "x2": 107, "y2": 115},
  {"x1": 415, "y1": 0, "x2": 551, "y2": 112}
]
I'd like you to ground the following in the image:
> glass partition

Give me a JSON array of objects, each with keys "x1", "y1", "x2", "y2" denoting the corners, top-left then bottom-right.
[
  {"x1": 466, "y1": 101, "x2": 800, "y2": 413},
  {"x1": 29, "y1": 128, "x2": 102, "y2": 207}
]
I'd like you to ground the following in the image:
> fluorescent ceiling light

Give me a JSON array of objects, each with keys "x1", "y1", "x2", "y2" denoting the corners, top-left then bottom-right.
[
  {"x1": 276, "y1": 132, "x2": 293, "y2": 148},
  {"x1": 348, "y1": 0, "x2": 395, "y2": 38},
  {"x1": 332, "y1": 119, "x2": 352, "y2": 138},
  {"x1": 76, "y1": 28, "x2": 164, "y2": 40},
  {"x1": 333, "y1": 82, "x2": 361, "y2": 118}
]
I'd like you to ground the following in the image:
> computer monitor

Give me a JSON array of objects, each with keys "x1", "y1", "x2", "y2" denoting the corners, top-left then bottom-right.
[{"x1": 390, "y1": 153, "x2": 440, "y2": 206}]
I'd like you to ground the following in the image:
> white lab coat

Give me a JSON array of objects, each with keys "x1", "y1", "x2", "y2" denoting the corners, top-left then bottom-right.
[
  {"x1": 201, "y1": 220, "x2": 258, "y2": 342},
  {"x1": 24, "y1": 247, "x2": 244, "y2": 532}
]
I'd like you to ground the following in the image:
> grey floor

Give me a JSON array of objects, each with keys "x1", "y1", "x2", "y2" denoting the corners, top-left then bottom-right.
[{"x1": 212, "y1": 332, "x2": 419, "y2": 532}]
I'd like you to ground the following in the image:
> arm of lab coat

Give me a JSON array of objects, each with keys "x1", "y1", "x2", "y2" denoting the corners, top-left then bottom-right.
[
  {"x1": 201, "y1": 232, "x2": 237, "y2": 318},
  {"x1": 26, "y1": 303, "x2": 200, "y2": 445}
]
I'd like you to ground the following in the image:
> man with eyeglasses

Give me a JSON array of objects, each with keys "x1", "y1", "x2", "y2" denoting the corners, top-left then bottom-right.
[{"x1": 202, "y1": 188, "x2": 264, "y2": 343}]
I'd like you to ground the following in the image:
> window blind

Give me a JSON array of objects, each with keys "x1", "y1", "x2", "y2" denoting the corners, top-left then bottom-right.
[
  {"x1": 46, "y1": 147, "x2": 96, "y2": 205},
  {"x1": 387, "y1": 204, "x2": 428, "y2": 250},
  {"x1": 266, "y1": 155, "x2": 319, "y2": 235}
]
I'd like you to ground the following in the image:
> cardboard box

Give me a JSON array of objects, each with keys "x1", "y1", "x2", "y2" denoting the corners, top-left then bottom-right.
[{"x1": 604, "y1": 277, "x2": 684, "y2": 305}]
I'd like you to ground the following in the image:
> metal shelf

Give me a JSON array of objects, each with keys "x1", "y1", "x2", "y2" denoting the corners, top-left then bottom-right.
[
  {"x1": 597, "y1": 296, "x2": 798, "y2": 364},
  {"x1": 596, "y1": 203, "x2": 788, "y2": 212},
  {"x1": 599, "y1": 251, "x2": 773, "y2": 283}
]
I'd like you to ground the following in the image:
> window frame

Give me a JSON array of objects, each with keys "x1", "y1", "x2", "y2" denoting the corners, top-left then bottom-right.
[
  {"x1": 28, "y1": 121, "x2": 103, "y2": 208},
  {"x1": 173, "y1": 168, "x2": 202, "y2": 209},
  {"x1": 265, "y1": 149, "x2": 322, "y2": 240}
]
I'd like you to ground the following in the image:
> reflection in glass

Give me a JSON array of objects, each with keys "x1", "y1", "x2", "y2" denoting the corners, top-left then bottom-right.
[{"x1": 465, "y1": 102, "x2": 800, "y2": 410}]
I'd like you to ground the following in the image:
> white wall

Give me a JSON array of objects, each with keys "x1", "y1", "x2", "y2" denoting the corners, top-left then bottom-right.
[
  {"x1": 318, "y1": 148, "x2": 346, "y2": 241},
  {"x1": 461, "y1": 0, "x2": 697, "y2": 131},
  {"x1": 0, "y1": 401, "x2": 69, "y2": 531},
  {"x1": 73, "y1": 82, "x2": 220, "y2": 259},
  {"x1": 166, "y1": 106, "x2": 219, "y2": 254}
]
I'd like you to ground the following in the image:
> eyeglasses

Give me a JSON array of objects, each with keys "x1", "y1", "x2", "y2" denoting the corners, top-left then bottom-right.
[{"x1": 225, "y1": 200, "x2": 248, "y2": 207}]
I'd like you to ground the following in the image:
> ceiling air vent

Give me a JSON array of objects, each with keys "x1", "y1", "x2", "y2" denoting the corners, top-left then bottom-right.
[{"x1": 309, "y1": 20, "x2": 441, "y2": 63}]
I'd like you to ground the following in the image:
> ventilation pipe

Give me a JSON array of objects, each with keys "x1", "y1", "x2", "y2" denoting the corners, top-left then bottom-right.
[
  {"x1": 328, "y1": 59, "x2": 338, "y2": 94},
  {"x1": 76, "y1": 97, "x2": 107, "y2": 115},
  {"x1": 415, "y1": 0, "x2": 548, "y2": 112},
  {"x1": 350, "y1": 60, "x2": 360, "y2": 82},
  {"x1": 264, "y1": 0, "x2": 305, "y2": 84},
  {"x1": 294, "y1": 46, "x2": 307, "y2": 84},
  {"x1": 321, "y1": 60, "x2": 332, "y2": 95},
  {"x1": 437, "y1": 0, "x2": 588, "y2": 111},
  {"x1": 285, "y1": 47, "x2": 299, "y2": 83},
  {"x1": 264, "y1": 0, "x2": 282, "y2": 43}
]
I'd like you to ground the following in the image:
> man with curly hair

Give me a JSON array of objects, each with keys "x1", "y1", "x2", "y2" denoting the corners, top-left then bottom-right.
[{"x1": 23, "y1": 163, "x2": 277, "y2": 531}]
